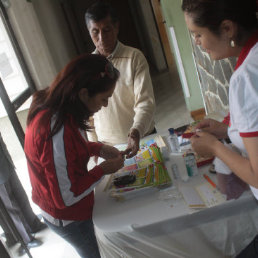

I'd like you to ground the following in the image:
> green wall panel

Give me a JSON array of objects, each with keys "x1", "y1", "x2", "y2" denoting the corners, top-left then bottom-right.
[{"x1": 161, "y1": 0, "x2": 204, "y2": 111}]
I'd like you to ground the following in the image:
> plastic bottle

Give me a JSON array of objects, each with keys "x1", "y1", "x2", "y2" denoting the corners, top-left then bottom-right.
[
  {"x1": 169, "y1": 152, "x2": 189, "y2": 181},
  {"x1": 184, "y1": 153, "x2": 198, "y2": 177},
  {"x1": 167, "y1": 128, "x2": 180, "y2": 153}
]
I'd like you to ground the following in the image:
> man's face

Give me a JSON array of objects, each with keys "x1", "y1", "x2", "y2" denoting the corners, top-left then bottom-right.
[{"x1": 88, "y1": 15, "x2": 119, "y2": 57}]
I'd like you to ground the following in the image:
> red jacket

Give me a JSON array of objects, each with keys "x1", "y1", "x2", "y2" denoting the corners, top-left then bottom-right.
[{"x1": 24, "y1": 110, "x2": 104, "y2": 220}]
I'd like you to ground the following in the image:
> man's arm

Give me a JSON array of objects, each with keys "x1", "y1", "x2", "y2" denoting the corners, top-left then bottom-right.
[
  {"x1": 131, "y1": 50, "x2": 156, "y2": 137},
  {"x1": 125, "y1": 51, "x2": 156, "y2": 158}
]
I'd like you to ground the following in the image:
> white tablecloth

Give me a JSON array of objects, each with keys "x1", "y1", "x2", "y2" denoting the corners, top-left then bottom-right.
[{"x1": 93, "y1": 156, "x2": 258, "y2": 258}]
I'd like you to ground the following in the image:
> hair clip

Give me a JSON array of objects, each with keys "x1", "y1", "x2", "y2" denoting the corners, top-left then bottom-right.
[{"x1": 93, "y1": 62, "x2": 116, "y2": 80}]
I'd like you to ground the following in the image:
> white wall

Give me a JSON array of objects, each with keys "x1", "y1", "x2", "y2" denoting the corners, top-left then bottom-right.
[
  {"x1": 5, "y1": 0, "x2": 77, "y2": 90},
  {"x1": 32, "y1": 0, "x2": 77, "y2": 72},
  {"x1": 6, "y1": 0, "x2": 57, "y2": 90}
]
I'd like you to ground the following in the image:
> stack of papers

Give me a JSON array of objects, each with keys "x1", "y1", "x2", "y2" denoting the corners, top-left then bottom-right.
[
  {"x1": 179, "y1": 185, "x2": 206, "y2": 209},
  {"x1": 179, "y1": 182, "x2": 225, "y2": 209},
  {"x1": 196, "y1": 183, "x2": 226, "y2": 207}
]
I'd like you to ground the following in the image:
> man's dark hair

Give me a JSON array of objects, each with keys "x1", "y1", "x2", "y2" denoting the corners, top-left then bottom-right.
[{"x1": 85, "y1": 1, "x2": 119, "y2": 28}]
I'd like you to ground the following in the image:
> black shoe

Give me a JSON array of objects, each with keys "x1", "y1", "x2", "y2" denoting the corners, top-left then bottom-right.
[
  {"x1": 5, "y1": 238, "x2": 17, "y2": 248},
  {"x1": 17, "y1": 238, "x2": 42, "y2": 256},
  {"x1": 27, "y1": 239, "x2": 42, "y2": 248},
  {"x1": 30, "y1": 221, "x2": 48, "y2": 234}
]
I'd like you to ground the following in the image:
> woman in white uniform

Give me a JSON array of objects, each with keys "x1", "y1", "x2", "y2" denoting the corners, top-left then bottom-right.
[{"x1": 182, "y1": 0, "x2": 258, "y2": 257}]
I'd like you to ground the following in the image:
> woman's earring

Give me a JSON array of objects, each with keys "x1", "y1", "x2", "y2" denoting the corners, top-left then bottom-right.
[{"x1": 230, "y1": 40, "x2": 235, "y2": 48}]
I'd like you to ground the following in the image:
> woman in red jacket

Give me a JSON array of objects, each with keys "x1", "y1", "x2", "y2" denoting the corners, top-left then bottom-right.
[{"x1": 24, "y1": 54, "x2": 124, "y2": 258}]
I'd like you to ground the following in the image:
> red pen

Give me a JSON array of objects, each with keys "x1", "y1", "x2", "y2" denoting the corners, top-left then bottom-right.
[{"x1": 203, "y1": 174, "x2": 216, "y2": 188}]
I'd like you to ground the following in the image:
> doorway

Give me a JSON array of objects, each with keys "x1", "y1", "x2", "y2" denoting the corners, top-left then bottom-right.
[
  {"x1": 61, "y1": 0, "x2": 142, "y2": 54},
  {"x1": 150, "y1": 0, "x2": 175, "y2": 69}
]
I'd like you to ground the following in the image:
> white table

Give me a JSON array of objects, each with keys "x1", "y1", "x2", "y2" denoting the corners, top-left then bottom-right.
[{"x1": 93, "y1": 150, "x2": 258, "y2": 258}]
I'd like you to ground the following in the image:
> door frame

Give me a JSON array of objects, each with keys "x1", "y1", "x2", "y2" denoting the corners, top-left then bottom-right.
[
  {"x1": 0, "y1": 2, "x2": 36, "y2": 148},
  {"x1": 150, "y1": 0, "x2": 175, "y2": 69}
]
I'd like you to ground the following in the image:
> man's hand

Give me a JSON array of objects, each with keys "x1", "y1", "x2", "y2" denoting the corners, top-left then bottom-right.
[
  {"x1": 195, "y1": 119, "x2": 228, "y2": 139},
  {"x1": 124, "y1": 128, "x2": 140, "y2": 158}
]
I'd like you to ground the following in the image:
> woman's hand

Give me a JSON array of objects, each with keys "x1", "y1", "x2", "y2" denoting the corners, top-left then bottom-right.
[
  {"x1": 190, "y1": 131, "x2": 219, "y2": 158},
  {"x1": 100, "y1": 145, "x2": 121, "y2": 160},
  {"x1": 195, "y1": 119, "x2": 228, "y2": 139},
  {"x1": 99, "y1": 154, "x2": 124, "y2": 175}
]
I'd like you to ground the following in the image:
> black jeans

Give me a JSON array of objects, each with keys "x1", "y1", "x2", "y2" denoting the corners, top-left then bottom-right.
[
  {"x1": 44, "y1": 219, "x2": 101, "y2": 258},
  {"x1": 236, "y1": 234, "x2": 258, "y2": 258}
]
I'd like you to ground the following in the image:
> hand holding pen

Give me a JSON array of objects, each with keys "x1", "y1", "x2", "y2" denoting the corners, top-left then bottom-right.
[
  {"x1": 194, "y1": 119, "x2": 228, "y2": 139},
  {"x1": 190, "y1": 130, "x2": 218, "y2": 158}
]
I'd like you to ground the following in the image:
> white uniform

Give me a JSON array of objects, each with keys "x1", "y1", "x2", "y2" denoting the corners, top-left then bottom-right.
[{"x1": 228, "y1": 42, "x2": 258, "y2": 199}]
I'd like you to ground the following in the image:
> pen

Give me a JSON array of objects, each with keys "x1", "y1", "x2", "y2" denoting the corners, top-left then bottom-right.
[{"x1": 203, "y1": 174, "x2": 217, "y2": 188}]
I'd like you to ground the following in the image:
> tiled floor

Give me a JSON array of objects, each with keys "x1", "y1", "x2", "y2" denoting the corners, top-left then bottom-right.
[
  {"x1": 152, "y1": 67, "x2": 193, "y2": 135},
  {"x1": 1, "y1": 67, "x2": 193, "y2": 258}
]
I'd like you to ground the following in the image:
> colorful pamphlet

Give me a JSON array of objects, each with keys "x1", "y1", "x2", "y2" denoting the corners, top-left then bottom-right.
[{"x1": 105, "y1": 144, "x2": 172, "y2": 200}]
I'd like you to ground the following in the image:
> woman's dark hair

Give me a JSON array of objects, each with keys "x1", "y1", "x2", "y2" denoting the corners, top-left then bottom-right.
[
  {"x1": 27, "y1": 54, "x2": 119, "y2": 137},
  {"x1": 182, "y1": 0, "x2": 257, "y2": 43},
  {"x1": 85, "y1": 1, "x2": 118, "y2": 28}
]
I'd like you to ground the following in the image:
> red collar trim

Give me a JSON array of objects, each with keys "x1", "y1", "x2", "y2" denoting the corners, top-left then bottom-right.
[
  {"x1": 240, "y1": 131, "x2": 258, "y2": 138},
  {"x1": 222, "y1": 113, "x2": 230, "y2": 126},
  {"x1": 235, "y1": 30, "x2": 258, "y2": 70}
]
